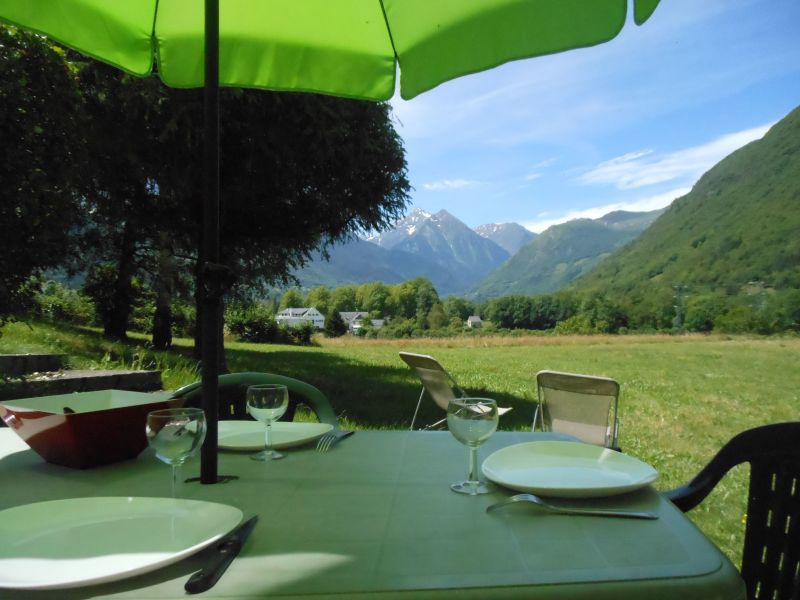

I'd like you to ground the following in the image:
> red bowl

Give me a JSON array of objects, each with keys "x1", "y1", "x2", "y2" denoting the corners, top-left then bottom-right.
[{"x1": 0, "y1": 390, "x2": 182, "y2": 469}]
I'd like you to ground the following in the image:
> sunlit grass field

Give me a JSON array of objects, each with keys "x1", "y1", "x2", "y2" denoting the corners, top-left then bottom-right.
[{"x1": 2, "y1": 321, "x2": 799, "y2": 566}]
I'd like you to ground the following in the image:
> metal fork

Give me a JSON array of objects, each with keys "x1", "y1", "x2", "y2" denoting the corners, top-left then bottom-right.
[
  {"x1": 316, "y1": 429, "x2": 354, "y2": 453},
  {"x1": 486, "y1": 493, "x2": 658, "y2": 520}
]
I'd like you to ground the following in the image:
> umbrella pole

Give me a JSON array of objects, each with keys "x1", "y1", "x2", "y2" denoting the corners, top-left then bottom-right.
[{"x1": 200, "y1": 0, "x2": 220, "y2": 484}]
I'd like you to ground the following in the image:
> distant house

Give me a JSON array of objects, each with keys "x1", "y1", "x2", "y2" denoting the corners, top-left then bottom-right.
[
  {"x1": 339, "y1": 312, "x2": 386, "y2": 333},
  {"x1": 276, "y1": 307, "x2": 325, "y2": 329},
  {"x1": 339, "y1": 311, "x2": 369, "y2": 333},
  {"x1": 466, "y1": 315, "x2": 483, "y2": 329}
]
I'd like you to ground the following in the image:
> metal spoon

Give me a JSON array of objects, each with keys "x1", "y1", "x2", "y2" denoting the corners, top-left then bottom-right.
[{"x1": 486, "y1": 493, "x2": 658, "y2": 520}]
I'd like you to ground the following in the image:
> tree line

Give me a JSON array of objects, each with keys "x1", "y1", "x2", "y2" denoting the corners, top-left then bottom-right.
[
  {"x1": 228, "y1": 277, "x2": 799, "y2": 340},
  {"x1": 26, "y1": 270, "x2": 799, "y2": 344}
]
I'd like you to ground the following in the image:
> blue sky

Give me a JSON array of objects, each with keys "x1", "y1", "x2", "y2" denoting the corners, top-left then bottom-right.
[{"x1": 389, "y1": 0, "x2": 800, "y2": 233}]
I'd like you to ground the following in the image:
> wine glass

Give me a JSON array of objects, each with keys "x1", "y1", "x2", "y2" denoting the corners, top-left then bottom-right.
[
  {"x1": 246, "y1": 384, "x2": 289, "y2": 461},
  {"x1": 146, "y1": 407, "x2": 207, "y2": 498},
  {"x1": 447, "y1": 397, "x2": 498, "y2": 495}
]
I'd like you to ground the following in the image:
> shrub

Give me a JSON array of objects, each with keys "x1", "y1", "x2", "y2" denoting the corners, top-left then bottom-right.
[
  {"x1": 714, "y1": 306, "x2": 759, "y2": 334},
  {"x1": 684, "y1": 294, "x2": 726, "y2": 332},
  {"x1": 324, "y1": 311, "x2": 348, "y2": 337},
  {"x1": 554, "y1": 314, "x2": 596, "y2": 335},
  {"x1": 281, "y1": 322, "x2": 316, "y2": 346},
  {"x1": 129, "y1": 300, "x2": 155, "y2": 333},
  {"x1": 34, "y1": 280, "x2": 95, "y2": 325},
  {"x1": 171, "y1": 302, "x2": 196, "y2": 338},
  {"x1": 226, "y1": 303, "x2": 278, "y2": 343}
]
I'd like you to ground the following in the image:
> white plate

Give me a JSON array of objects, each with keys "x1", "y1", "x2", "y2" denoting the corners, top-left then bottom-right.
[
  {"x1": 0, "y1": 497, "x2": 243, "y2": 590},
  {"x1": 482, "y1": 441, "x2": 658, "y2": 498},
  {"x1": 217, "y1": 420, "x2": 334, "y2": 451}
]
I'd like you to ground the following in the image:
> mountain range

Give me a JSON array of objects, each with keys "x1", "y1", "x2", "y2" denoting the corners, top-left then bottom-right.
[
  {"x1": 293, "y1": 206, "x2": 663, "y2": 297},
  {"x1": 474, "y1": 222, "x2": 537, "y2": 255},
  {"x1": 468, "y1": 209, "x2": 664, "y2": 300},
  {"x1": 366, "y1": 209, "x2": 510, "y2": 293},
  {"x1": 294, "y1": 104, "x2": 800, "y2": 300}
]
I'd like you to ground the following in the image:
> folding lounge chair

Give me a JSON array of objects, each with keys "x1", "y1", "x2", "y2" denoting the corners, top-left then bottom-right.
[
  {"x1": 533, "y1": 370, "x2": 620, "y2": 449},
  {"x1": 399, "y1": 352, "x2": 512, "y2": 431}
]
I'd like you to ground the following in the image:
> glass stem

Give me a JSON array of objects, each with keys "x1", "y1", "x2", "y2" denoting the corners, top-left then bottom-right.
[
  {"x1": 468, "y1": 445, "x2": 479, "y2": 483},
  {"x1": 265, "y1": 421, "x2": 272, "y2": 455},
  {"x1": 171, "y1": 464, "x2": 181, "y2": 498}
]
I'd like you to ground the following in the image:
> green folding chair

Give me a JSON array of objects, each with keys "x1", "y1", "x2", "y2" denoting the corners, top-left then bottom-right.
[{"x1": 170, "y1": 372, "x2": 338, "y2": 427}]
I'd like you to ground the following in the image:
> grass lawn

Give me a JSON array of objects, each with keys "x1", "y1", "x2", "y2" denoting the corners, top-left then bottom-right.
[{"x1": 2, "y1": 321, "x2": 799, "y2": 566}]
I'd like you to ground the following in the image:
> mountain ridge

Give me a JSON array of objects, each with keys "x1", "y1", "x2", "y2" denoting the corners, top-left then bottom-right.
[
  {"x1": 475, "y1": 222, "x2": 537, "y2": 255},
  {"x1": 469, "y1": 209, "x2": 664, "y2": 299},
  {"x1": 571, "y1": 105, "x2": 800, "y2": 304},
  {"x1": 292, "y1": 206, "x2": 663, "y2": 296}
]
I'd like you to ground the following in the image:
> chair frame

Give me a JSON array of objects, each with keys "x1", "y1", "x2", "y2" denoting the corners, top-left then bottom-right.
[
  {"x1": 663, "y1": 422, "x2": 800, "y2": 600},
  {"x1": 399, "y1": 352, "x2": 465, "y2": 431},
  {"x1": 170, "y1": 371, "x2": 339, "y2": 427},
  {"x1": 533, "y1": 370, "x2": 620, "y2": 449},
  {"x1": 399, "y1": 352, "x2": 511, "y2": 430}
]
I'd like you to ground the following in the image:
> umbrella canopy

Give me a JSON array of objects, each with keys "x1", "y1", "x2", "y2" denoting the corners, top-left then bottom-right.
[
  {"x1": 0, "y1": 0, "x2": 659, "y2": 101},
  {"x1": 0, "y1": 0, "x2": 660, "y2": 483}
]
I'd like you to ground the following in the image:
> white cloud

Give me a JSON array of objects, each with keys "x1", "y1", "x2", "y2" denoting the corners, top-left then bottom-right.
[
  {"x1": 523, "y1": 158, "x2": 557, "y2": 181},
  {"x1": 422, "y1": 179, "x2": 482, "y2": 191},
  {"x1": 579, "y1": 123, "x2": 773, "y2": 190},
  {"x1": 521, "y1": 187, "x2": 690, "y2": 233},
  {"x1": 532, "y1": 157, "x2": 558, "y2": 169}
]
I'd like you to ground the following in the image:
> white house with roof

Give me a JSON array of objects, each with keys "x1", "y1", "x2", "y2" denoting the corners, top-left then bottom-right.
[
  {"x1": 276, "y1": 307, "x2": 325, "y2": 329},
  {"x1": 339, "y1": 311, "x2": 387, "y2": 333},
  {"x1": 466, "y1": 315, "x2": 483, "y2": 329},
  {"x1": 339, "y1": 311, "x2": 369, "y2": 332},
  {"x1": 352, "y1": 318, "x2": 386, "y2": 333}
]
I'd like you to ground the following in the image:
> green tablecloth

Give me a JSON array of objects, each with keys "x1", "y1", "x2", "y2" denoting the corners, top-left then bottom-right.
[{"x1": 0, "y1": 428, "x2": 745, "y2": 599}]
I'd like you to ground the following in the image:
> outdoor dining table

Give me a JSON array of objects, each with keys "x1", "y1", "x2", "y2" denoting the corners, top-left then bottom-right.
[{"x1": 0, "y1": 427, "x2": 745, "y2": 600}]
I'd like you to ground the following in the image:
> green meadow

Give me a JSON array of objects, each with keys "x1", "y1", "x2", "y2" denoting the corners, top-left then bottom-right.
[{"x1": 2, "y1": 321, "x2": 799, "y2": 565}]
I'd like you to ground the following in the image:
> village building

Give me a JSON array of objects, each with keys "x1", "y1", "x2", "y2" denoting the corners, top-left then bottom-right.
[
  {"x1": 466, "y1": 315, "x2": 483, "y2": 329},
  {"x1": 339, "y1": 312, "x2": 386, "y2": 333},
  {"x1": 339, "y1": 311, "x2": 369, "y2": 333},
  {"x1": 275, "y1": 307, "x2": 326, "y2": 329}
]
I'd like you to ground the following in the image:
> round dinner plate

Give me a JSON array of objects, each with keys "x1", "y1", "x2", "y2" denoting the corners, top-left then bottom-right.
[
  {"x1": 217, "y1": 420, "x2": 334, "y2": 451},
  {"x1": 482, "y1": 441, "x2": 658, "y2": 498},
  {"x1": 0, "y1": 497, "x2": 242, "y2": 590}
]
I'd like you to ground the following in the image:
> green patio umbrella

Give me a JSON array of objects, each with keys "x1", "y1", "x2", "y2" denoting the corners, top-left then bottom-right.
[{"x1": 0, "y1": 0, "x2": 661, "y2": 483}]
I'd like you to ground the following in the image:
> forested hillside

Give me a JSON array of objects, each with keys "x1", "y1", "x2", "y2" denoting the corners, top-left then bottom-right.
[
  {"x1": 470, "y1": 210, "x2": 662, "y2": 299},
  {"x1": 573, "y1": 105, "x2": 800, "y2": 330}
]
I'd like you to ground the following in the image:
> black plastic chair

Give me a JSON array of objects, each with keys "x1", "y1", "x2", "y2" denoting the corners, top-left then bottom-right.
[
  {"x1": 663, "y1": 422, "x2": 800, "y2": 600},
  {"x1": 170, "y1": 372, "x2": 339, "y2": 427}
]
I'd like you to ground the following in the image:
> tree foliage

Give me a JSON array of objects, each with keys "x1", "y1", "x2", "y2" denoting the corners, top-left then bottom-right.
[
  {"x1": 4, "y1": 31, "x2": 411, "y2": 344},
  {"x1": 324, "y1": 311, "x2": 348, "y2": 337},
  {"x1": 0, "y1": 26, "x2": 87, "y2": 322}
]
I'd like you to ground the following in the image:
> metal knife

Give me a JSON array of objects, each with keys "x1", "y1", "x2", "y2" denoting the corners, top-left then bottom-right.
[{"x1": 185, "y1": 515, "x2": 259, "y2": 594}]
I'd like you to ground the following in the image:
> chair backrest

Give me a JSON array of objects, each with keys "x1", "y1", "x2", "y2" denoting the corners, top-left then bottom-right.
[
  {"x1": 399, "y1": 352, "x2": 465, "y2": 410},
  {"x1": 535, "y1": 370, "x2": 620, "y2": 448},
  {"x1": 170, "y1": 372, "x2": 339, "y2": 427},
  {"x1": 664, "y1": 422, "x2": 800, "y2": 600}
]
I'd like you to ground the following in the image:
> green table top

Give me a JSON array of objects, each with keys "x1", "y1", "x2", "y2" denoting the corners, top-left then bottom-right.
[{"x1": 0, "y1": 428, "x2": 745, "y2": 599}]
